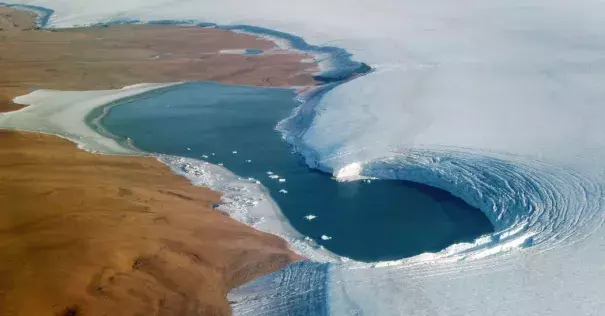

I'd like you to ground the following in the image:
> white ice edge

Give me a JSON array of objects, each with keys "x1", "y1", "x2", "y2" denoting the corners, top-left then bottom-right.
[
  {"x1": 218, "y1": 48, "x2": 249, "y2": 54},
  {"x1": 221, "y1": 29, "x2": 331, "y2": 74},
  {"x1": 159, "y1": 155, "x2": 341, "y2": 262},
  {"x1": 2, "y1": 83, "x2": 179, "y2": 154}
]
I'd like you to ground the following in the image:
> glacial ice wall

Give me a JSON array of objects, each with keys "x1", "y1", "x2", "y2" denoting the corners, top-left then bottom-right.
[{"x1": 13, "y1": 0, "x2": 605, "y2": 315}]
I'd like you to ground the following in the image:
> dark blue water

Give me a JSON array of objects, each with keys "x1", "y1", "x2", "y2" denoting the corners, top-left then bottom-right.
[
  {"x1": 245, "y1": 49, "x2": 264, "y2": 55},
  {"x1": 90, "y1": 82, "x2": 493, "y2": 262}
]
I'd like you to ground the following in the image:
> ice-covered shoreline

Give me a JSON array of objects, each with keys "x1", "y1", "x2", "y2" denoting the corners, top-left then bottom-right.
[
  {"x1": 3, "y1": 83, "x2": 178, "y2": 154},
  {"x1": 0, "y1": 5, "x2": 370, "y2": 264}
]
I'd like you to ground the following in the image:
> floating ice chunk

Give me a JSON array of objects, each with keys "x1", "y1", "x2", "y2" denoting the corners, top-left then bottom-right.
[
  {"x1": 202, "y1": 155, "x2": 209, "y2": 159},
  {"x1": 218, "y1": 163, "x2": 224, "y2": 166},
  {"x1": 266, "y1": 171, "x2": 273, "y2": 175},
  {"x1": 304, "y1": 236, "x2": 312, "y2": 241},
  {"x1": 279, "y1": 178, "x2": 286, "y2": 183},
  {"x1": 305, "y1": 214, "x2": 317, "y2": 221},
  {"x1": 279, "y1": 189, "x2": 288, "y2": 194},
  {"x1": 186, "y1": 148, "x2": 191, "y2": 151},
  {"x1": 211, "y1": 153, "x2": 215, "y2": 156},
  {"x1": 321, "y1": 235, "x2": 332, "y2": 241},
  {"x1": 255, "y1": 180, "x2": 261, "y2": 184},
  {"x1": 232, "y1": 150, "x2": 238, "y2": 154},
  {"x1": 269, "y1": 175, "x2": 280, "y2": 179},
  {"x1": 246, "y1": 159, "x2": 252, "y2": 163}
]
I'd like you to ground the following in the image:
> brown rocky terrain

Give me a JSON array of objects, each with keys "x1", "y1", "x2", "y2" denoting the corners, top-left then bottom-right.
[
  {"x1": 0, "y1": 131, "x2": 303, "y2": 316},
  {"x1": 0, "y1": 6, "x2": 311, "y2": 316},
  {"x1": 0, "y1": 6, "x2": 317, "y2": 112},
  {"x1": 0, "y1": 6, "x2": 37, "y2": 32}
]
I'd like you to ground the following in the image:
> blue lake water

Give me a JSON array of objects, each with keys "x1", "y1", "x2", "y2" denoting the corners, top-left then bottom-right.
[
  {"x1": 244, "y1": 49, "x2": 264, "y2": 55},
  {"x1": 89, "y1": 81, "x2": 493, "y2": 262}
]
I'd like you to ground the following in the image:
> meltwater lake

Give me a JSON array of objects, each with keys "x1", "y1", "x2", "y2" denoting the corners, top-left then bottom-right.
[{"x1": 89, "y1": 81, "x2": 493, "y2": 262}]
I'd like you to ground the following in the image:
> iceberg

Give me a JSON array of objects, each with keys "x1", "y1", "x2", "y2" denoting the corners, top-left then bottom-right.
[
  {"x1": 305, "y1": 214, "x2": 317, "y2": 221},
  {"x1": 13, "y1": 0, "x2": 605, "y2": 314}
]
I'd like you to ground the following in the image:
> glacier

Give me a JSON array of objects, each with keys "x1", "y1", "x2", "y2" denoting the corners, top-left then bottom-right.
[{"x1": 10, "y1": 0, "x2": 605, "y2": 314}]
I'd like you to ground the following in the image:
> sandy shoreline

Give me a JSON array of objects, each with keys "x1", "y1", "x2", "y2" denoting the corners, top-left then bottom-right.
[{"x1": 0, "y1": 6, "x2": 314, "y2": 316}]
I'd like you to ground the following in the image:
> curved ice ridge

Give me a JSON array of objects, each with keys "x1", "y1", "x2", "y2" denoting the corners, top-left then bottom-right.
[
  {"x1": 322, "y1": 145, "x2": 605, "y2": 265},
  {"x1": 228, "y1": 146, "x2": 605, "y2": 316},
  {"x1": 276, "y1": 80, "x2": 605, "y2": 263}
]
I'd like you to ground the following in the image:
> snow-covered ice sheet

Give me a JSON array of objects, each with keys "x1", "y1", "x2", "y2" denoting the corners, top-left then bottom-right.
[{"x1": 11, "y1": 0, "x2": 605, "y2": 315}]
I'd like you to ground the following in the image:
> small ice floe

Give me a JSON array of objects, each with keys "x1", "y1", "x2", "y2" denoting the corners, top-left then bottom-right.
[
  {"x1": 211, "y1": 153, "x2": 216, "y2": 156},
  {"x1": 321, "y1": 235, "x2": 332, "y2": 241},
  {"x1": 304, "y1": 236, "x2": 313, "y2": 241},
  {"x1": 202, "y1": 155, "x2": 209, "y2": 159},
  {"x1": 232, "y1": 150, "x2": 238, "y2": 154},
  {"x1": 186, "y1": 148, "x2": 191, "y2": 151},
  {"x1": 245, "y1": 159, "x2": 252, "y2": 163},
  {"x1": 255, "y1": 180, "x2": 261, "y2": 184},
  {"x1": 166, "y1": 104, "x2": 171, "y2": 107},
  {"x1": 218, "y1": 163, "x2": 224, "y2": 166},
  {"x1": 267, "y1": 171, "x2": 274, "y2": 175},
  {"x1": 304, "y1": 214, "x2": 317, "y2": 221},
  {"x1": 279, "y1": 189, "x2": 288, "y2": 194},
  {"x1": 269, "y1": 175, "x2": 280, "y2": 179}
]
